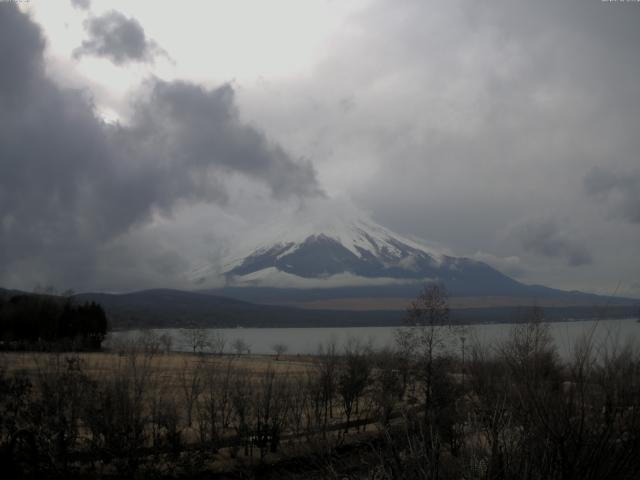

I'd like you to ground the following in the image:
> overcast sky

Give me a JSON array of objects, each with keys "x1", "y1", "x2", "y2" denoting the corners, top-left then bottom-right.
[{"x1": 1, "y1": 0, "x2": 639, "y2": 297}]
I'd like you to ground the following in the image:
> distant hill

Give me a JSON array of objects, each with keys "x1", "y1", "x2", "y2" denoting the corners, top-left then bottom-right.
[
  {"x1": 73, "y1": 289, "x2": 403, "y2": 329},
  {"x1": 2, "y1": 287, "x2": 637, "y2": 330},
  {"x1": 200, "y1": 284, "x2": 637, "y2": 310},
  {"x1": 189, "y1": 213, "x2": 638, "y2": 311},
  {"x1": 76, "y1": 288, "x2": 637, "y2": 329}
]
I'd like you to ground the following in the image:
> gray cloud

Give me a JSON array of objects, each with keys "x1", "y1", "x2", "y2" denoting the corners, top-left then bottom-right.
[
  {"x1": 513, "y1": 219, "x2": 592, "y2": 267},
  {"x1": 70, "y1": 0, "x2": 90, "y2": 11},
  {"x1": 471, "y1": 252, "x2": 526, "y2": 279},
  {"x1": 236, "y1": 0, "x2": 640, "y2": 294},
  {"x1": 584, "y1": 167, "x2": 640, "y2": 224},
  {"x1": 0, "y1": 4, "x2": 321, "y2": 290},
  {"x1": 74, "y1": 10, "x2": 162, "y2": 64},
  {"x1": 0, "y1": 4, "x2": 44, "y2": 101},
  {"x1": 121, "y1": 80, "x2": 322, "y2": 201},
  {"x1": 2, "y1": 0, "x2": 639, "y2": 296}
]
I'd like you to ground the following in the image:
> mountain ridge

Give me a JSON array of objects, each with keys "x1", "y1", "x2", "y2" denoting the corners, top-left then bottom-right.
[
  {"x1": 216, "y1": 215, "x2": 528, "y2": 294},
  {"x1": 2, "y1": 287, "x2": 636, "y2": 329}
]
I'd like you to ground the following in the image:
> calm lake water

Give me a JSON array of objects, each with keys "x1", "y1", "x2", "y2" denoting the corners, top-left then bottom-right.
[{"x1": 109, "y1": 318, "x2": 640, "y2": 359}]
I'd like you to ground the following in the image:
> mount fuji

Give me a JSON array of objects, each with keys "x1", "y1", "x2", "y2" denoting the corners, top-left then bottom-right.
[
  {"x1": 190, "y1": 208, "x2": 620, "y2": 310},
  {"x1": 216, "y1": 215, "x2": 523, "y2": 294},
  {"x1": 73, "y1": 209, "x2": 636, "y2": 328}
]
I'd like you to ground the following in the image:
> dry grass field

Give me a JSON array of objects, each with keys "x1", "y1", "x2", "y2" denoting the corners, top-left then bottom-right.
[
  {"x1": 1, "y1": 319, "x2": 640, "y2": 479},
  {"x1": 0, "y1": 350, "x2": 315, "y2": 380},
  {"x1": 0, "y1": 345, "x2": 388, "y2": 477}
]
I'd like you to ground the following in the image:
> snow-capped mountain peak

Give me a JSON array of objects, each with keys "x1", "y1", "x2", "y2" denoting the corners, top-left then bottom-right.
[
  {"x1": 218, "y1": 212, "x2": 450, "y2": 285},
  {"x1": 234, "y1": 216, "x2": 440, "y2": 264},
  {"x1": 186, "y1": 201, "x2": 521, "y2": 292}
]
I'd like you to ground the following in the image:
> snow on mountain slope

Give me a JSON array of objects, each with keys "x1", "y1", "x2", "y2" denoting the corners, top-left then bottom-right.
[
  {"x1": 223, "y1": 214, "x2": 444, "y2": 273},
  {"x1": 211, "y1": 211, "x2": 520, "y2": 291},
  {"x1": 186, "y1": 200, "x2": 523, "y2": 291}
]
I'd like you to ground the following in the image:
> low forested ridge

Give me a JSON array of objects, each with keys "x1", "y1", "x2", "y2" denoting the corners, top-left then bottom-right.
[
  {"x1": 0, "y1": 292, "x2": 108, "y2": 350},
  {"x1": 77, "y1": 288, "x2": 638, "y2": 329}
]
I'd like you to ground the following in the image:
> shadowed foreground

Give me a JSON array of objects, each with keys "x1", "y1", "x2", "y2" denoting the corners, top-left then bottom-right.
[{"x1": 1, "y1": 320, "x2": 640, "y2": 479}]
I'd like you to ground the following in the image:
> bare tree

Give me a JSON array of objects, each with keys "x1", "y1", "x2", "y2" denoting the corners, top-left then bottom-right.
[
  {"x1": 29, "y1": 353, "x2": 91, "y2": 473},
  {"x1": 181, "y1": 328, "x2": 211, "y2": 354},
  {"x1": 499, "y1": 305, "x2": 557, "y2": 386},
  {"x1": 179, "y1": 359, "x2": 204, "y2": 428},
  {"x1": 149, "y1": 390, "x2": 181, "y2": 452},
  {"x1": 371, "y1": 348, "x2": 404, "y2": 427},
  {"x1": 304, "y1": 368, "x2": 325, "y2": 434},
  {"x1": 232, "y1": 338, "x2": 249, "y2": 356},
  {"x1": 82, "y1": 350, "x2": 155, "y2": 476},
  {"x1": 158, "y1": 332, "x2": 173, "y2": 354},
  {"x1": 316, "y1": 340, "x2": 339, "y2": 429},
  {"x1": 230, "y1": 370, "x2": 253, "y2": 456},
  {"x1": 404, "y1": 283, "x2": 454, "y2": 409},
  {"x1": 338, "y1": 340, "x2": 371, "y2": 432},
  {"x1": 393, "y1": 283, "x2": 457, "y2": 478},
  {"x1": 251, "y1": 368, "x2": 291, "y2": 458},
  {"x1": 393, "y1": 327, "x2": 418, "y2": 400},
  {"x1": 198, "y1": 358, "x2": 237, "y2": 447},
  {"x1": 287, "y1": 373, "x2": 309, "y2": 438},
  {"x1": 210, "y1": 330, "x2": 226, "y2": 355},
  {"x1": 272, "y1": 343, "x2": 288, "y2": 360},
  {"x1": 138, "y1": 330, "x2": 162, "y2": 355}
]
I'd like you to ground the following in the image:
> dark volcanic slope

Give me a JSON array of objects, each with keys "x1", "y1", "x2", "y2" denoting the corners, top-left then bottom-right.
[
  {"x1": 204, "y1": 284, "x2": 637, "y2": 305},
  {"x1": 226, "y1": 229, "x2": 523, "y2": 285},
  {"x1": 228, "y1": 234, "x2": 444, "y2": 279},
  {"x1": 73, "y1": 289, "x2": 403, "y2": 329},
  {"x1": 220, "y1": 218, "x2": 632, "y2": 303}
]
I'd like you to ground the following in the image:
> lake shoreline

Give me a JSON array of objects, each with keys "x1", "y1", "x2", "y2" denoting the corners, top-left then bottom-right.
[{"x1": 108, "y1": 318, "x2": 640, "y2": 359}]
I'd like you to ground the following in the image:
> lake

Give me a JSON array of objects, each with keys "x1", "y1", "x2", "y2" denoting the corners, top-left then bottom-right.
[{"x1": 108, "y1": 318, "x2": 640, "y2": 359}]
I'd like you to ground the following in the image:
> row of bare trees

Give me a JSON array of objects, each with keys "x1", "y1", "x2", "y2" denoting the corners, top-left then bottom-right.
[
  {"x1": 121, "y1": 328, "x2": 253, "y2": 356},
  {"x1": 1, "y1": 285, "x2": 639, "y2": 478},
  {"x1": 356, "y1": 286, "x2": 640, "y2": 480},
  {"x1": 0, "y1": 337, "x2": 393, "y2": 477}
]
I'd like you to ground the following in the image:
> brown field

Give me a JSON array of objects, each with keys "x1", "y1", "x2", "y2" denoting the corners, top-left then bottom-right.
[
  {"x1": 2, "y1": 320, "x2": 639, "y2": 479},
  {"x1": 0, "y1": 346, "x2": 392, "y2": 478},
  {"x1": 0, "y1": 350, "x2": 315, "y2": 379},
  {"x1": 267, "y1": 295, "x2": 610, "y2": 310}
]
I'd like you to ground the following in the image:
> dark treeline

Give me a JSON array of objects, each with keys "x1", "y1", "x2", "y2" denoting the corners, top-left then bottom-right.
[{"x1": 0, "y1": 292, "x2": 108, "y2": 350}]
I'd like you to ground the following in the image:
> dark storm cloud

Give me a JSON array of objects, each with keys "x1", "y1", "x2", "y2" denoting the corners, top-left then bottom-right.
[
  {"x1": 514, "y1": 219, "x2": 592, "y2": 267},
  {"x1": 584, "y1": 167, "x2": 640, "y2": 224},
  {"x1": 0, "y1": 4, "x2": 321, "y2": 288},
  {"x1": 74, "y1": 10, "x2": 161, "y2": 64},
  {"x1": 122, "y1": 80, "x2": 322, "y2": 200},
  {"x1": 70, "y1": 0, "x2": 90, "y2": 10},
  {"x1": 0, "y1": 3, "x2": 44, "y2": 101}
]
